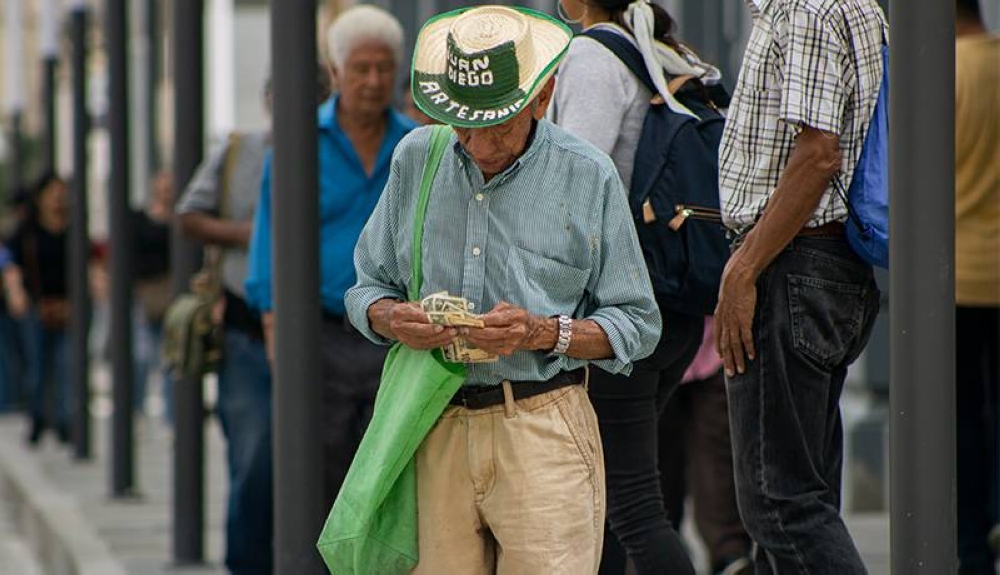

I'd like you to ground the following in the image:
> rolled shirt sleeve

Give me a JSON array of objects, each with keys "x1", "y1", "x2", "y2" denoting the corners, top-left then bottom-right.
[
  {"x1": 584, "y1": 171, "x2": 662, "y2": 374},
  {"x1": 244, "y1": 153, "x2": 274, "y2": 312},
  {"x1": 778, "y1": 7, "x2": 848, "y2": 134},
  {"x1": 345, "y1": 155, "x2": 408, "y2": 345}
]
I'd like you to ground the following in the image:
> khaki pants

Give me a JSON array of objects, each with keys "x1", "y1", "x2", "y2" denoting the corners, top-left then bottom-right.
[{"x1": 413, "y1": 383, "x2": 605, "y2": 575}]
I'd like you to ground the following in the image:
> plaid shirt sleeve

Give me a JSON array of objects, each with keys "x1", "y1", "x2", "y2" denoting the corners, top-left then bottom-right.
[{"x1": 779, "y1": 8, "x2": 848, "y2": 135}]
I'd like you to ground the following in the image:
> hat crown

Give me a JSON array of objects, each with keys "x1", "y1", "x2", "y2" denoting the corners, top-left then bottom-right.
[{"x1": 448, "y1": 7, "x2": 535, "y2": 88}]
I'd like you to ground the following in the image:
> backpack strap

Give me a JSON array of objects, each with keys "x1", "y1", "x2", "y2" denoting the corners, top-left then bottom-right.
[
  {"x1": 581, "y1": 29, "x2": 657, "y2": 95},
  {"x1": 582, "y1": 29, "x2": 722, "y2": 105}
]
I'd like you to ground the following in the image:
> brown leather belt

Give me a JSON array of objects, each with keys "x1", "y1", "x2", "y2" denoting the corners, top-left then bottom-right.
[
  {"x1": 797, "y1": 221, "x2": 846, "y2": 237},
  {"x1": 450, "y1": 368, "x2": 586, "y2": 410}
]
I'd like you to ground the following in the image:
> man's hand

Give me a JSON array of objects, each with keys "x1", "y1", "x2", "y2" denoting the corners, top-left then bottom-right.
[
  {"x1": 461, "y1": 301, "x2": 553, "y2": 357},
  {"x1": 383, "y1": 301, "x2": 459, "y2": 350},
  {"x1": 714, "y1": 250, "x2": 758, "y2": 378}
]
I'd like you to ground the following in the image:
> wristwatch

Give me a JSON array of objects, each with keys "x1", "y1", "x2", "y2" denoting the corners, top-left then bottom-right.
[{"x1": 551, "y1": 314, "x2": 572, "y2": 355}]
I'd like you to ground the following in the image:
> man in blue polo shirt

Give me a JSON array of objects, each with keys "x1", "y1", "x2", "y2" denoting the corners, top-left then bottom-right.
[{"x1": 245, "y1": 4, "x2": 416, "y2": 509}]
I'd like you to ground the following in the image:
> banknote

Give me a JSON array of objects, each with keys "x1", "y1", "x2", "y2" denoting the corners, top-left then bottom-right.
[{"x1": 421, "y1": 292, "x2": 497, "y2": 363}]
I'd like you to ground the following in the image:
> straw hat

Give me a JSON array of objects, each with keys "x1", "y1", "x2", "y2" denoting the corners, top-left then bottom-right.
[{"x1": 411, "y1": 6, "x2": 572, "y2": 128}]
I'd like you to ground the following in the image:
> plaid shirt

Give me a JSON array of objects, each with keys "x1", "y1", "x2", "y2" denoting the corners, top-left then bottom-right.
[{"x1": 719, "y1": 0, "x2": 887, "y2": 231}]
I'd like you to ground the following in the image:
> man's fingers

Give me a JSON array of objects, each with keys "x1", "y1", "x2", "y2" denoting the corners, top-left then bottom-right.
[
  {"x1": 728, "y1": 326, "x2": 746, "y2": 375},
  {"x1": 741, "y1": 321, "x2": 756, "y2": 362}
]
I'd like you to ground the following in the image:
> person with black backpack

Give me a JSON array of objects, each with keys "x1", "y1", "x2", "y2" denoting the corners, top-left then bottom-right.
[{"x1": 550, "y1": 1, "x2": 735, "y2": 574}]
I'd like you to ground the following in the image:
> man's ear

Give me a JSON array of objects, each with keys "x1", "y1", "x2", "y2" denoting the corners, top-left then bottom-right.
[
  {"x1": 326, "y1": 60, "x2": 341, "y2": 92},
  {"x1": 531, "y1": 76, "x2": 557, "y2": 120}
]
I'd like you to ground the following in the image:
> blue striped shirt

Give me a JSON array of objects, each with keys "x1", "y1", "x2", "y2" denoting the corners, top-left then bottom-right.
[{"x1": 345, "y1": 121, "x2": 661, "y2": 386}]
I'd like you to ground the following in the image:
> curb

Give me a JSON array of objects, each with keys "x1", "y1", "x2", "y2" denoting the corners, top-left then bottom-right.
[{"x1": 0, "y1": 432, "x2": 128, "y2": 575}]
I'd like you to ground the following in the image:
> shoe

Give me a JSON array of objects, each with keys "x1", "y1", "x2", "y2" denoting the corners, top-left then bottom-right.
[
  {"x1": 56, "y1": 423, "x2": 71, "y2": 445},
  {"x1": 717, "y1": 556, "x2": 752, "y2": 575},
  {"x1": 25, "y1": 418, "x2": 44, "y2": 447}
]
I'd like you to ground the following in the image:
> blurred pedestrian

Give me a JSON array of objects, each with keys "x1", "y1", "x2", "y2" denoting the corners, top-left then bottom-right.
[
  {"x1": 6, "y1": 173, "x2": 73, "y2": 446},
  {"x1": 715, "y1": 0, "x2": 887, "y2": 571},
  {"x1": 132, "y1": 171, "x2": 173, "y2": 417},
  {"x1": 177, "y1": 78, "x2": 275, "y2": 574},
  {"x1": 954, "y1": 1, "x2": 999, "y2": 573},
  {"x1": 244, "y1": 1, "x2": 416, "y2": 538},
  {"x1": 348, "y1": 6, "x2": 661, "y2": 573},
  {"x1": 550, "y1": 1, "x2": 727, "y2": 573},
  {"x1": 659, "y1": 317, "x2": 751, "y2": 575}
]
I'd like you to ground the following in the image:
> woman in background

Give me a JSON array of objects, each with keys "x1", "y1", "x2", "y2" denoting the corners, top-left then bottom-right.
[{"x1": 7, "y1": 173, "x2": 72, "y2": 446}]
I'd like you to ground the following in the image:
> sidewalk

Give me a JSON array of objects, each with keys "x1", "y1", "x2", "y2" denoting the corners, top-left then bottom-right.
[
  {"x1": 0, "y1": 382, "x2": 891, "y2": 575},
  {"x1": 0, "y1": 407, "x2": 227, "y2": 575}
]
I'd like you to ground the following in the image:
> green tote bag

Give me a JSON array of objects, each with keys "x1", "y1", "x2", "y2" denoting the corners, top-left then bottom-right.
[{"x1": 317, "y1": 125, "x2": 466, "y2": 575}]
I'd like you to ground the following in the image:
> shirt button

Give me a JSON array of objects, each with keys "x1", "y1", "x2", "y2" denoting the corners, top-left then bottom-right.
[
  {"x1": 472, "y1": 246, "x2": 482, "y2": 257},
  {"x1": 475, "y1": 193, "x2": 485, "y2": 202},
  {"x1": 467, "y1": 302, "x2": 476, "y2": 311}
]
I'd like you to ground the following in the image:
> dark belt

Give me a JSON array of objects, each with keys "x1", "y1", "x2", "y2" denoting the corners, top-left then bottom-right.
[
  {"x1": 797, "y1": 221, "x2": 846, "y2": 237},
  {"x1": 449, "y1": 368, "x2": 586, "y2": 410}
]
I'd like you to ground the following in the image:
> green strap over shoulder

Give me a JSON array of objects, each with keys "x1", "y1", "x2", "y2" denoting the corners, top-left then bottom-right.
[{"x1": 408, "y1": 125, "x2": 453, "y2": 302}]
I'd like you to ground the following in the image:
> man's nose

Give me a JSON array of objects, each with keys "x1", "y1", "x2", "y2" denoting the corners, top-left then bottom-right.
[{"x1": 464, "y1": 132, "x2": 500, "y2": 158}]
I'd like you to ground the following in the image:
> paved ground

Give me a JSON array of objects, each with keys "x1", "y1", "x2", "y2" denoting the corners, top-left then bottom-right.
[
  {"x1": 0, "y1": 366, "x2": 891, "y2": 575},
  {"x1": 0, "y1": 411, "x2": 227, "y2": 575}
]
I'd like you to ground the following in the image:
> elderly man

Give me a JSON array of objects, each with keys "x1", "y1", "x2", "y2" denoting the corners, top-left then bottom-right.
[
  {"x1": 244, "y1": 4, "x2": 416, "y2": 510},
  {"x1": 345, "y1": 6, "x2": 660, "y2": 574},
  {"x1": 714, "y1": 0, "x2": 886, "y2": 572}
]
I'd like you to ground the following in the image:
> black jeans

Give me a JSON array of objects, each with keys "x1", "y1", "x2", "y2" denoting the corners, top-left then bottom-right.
[
  {"x1": 319, "y1": 316, "x2": 388, "y2": 512},
  {"x1": 727, "y1": 236, "x2": 879, "y2": 574},
  {"x1": 590, "y1": 306, "x2": 702, "y2": 575},
  {"x1": 956, "y1": 306, "x2": 1000, "y2": 574}
]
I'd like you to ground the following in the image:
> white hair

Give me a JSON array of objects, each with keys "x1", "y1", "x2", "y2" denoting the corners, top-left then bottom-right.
[{"x1": 326, "y1": 5, "x2": 405, "y2": 71}]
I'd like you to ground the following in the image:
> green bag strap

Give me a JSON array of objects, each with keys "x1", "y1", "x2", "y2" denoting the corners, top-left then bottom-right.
[{"x1": 408, "y1": 125, "x2": 453, "y2": 301}]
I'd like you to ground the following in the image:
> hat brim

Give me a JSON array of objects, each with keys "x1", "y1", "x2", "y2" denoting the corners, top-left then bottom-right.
[{"x1": 411, "y1": 7, "x2": 571, "y2": 129}]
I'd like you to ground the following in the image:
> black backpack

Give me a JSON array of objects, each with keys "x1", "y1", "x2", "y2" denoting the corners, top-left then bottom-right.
[{"x1": 582, "y1": 30, "x2": 731, "y2": 316}]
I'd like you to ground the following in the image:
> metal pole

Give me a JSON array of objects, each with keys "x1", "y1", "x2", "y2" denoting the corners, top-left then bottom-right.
[
  {"x1": 105, "y1": 0, "x2": 137, "y2": 498},
  {"x1": 889, "y1": 0, "x2": 956, "y2": 572},
  {"x1": 271, "y1": 2, "x2": 324, "y2": 572},
  {"x1": 41, "y1": 59, "x2": 57, "y2": 173},
  {"x1": 147, "y1": 0, "x2": 160, "y2": 171},
  {"x1": 171, "y1": 0, "x2": 206, "y2": 565},
  {"x1": 40, "y1": 0, "x2": 59, "y2": 173},
  {"x1": 6, "y1": 114, "x2": 23, "y2": 200},
  {"x1": 70, "y1": 2, "x2": 92, "y2": 462}
]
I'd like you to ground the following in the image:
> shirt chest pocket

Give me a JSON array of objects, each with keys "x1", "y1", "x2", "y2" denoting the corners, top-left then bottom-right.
[{"x1": 503, "y1": 245, "x2": 590, "y2": 317}]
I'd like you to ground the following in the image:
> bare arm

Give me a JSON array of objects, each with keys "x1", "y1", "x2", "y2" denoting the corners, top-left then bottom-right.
[
  {"x1": 715, "y1": 126, "x2": 842, "y2": 376},
  {"x1": 2, "y1": 266, "x2": 29, "y2": 318},
  {"x1": 462, "y1": 302, "x2": 615, "y2": 360},
  {"x1": 179, "y1": 212, "x2": 253, "y2": 249}
]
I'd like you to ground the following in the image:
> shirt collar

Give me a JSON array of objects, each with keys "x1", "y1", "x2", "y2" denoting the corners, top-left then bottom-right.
[
  {"x1": 317, "y1": 95, "x2": 411, "y2": 135},
  {"x1": 453, "y1": 119, "x2": 550, "y2": 185},
  {"x1": 317, "y1": 96, "x2": 338, "y2": 130}
]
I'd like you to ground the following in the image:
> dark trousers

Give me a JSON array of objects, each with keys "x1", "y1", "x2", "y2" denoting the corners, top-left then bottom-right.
[
  {"x1": 319, "y1": 316, "x2": 388, "y2": 512},
  {"x1": 590, "y1": 307, "x2": 702, "y2": 575},
  {"x1": 727, "y1": 236, "x2": 879, "y2": 574},
  {"x1": 957, "y1": 305, "x2": 1000, "y2": 574},
  {"x1": 660, "y1": 369, "x2": 752, "y2": 571},
  {"x1": 21, "y1": 310, "x2": 70, "y2": 437},
  {"x1": 216, "y1": 328, "x2": 274, "y2": 575}
]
